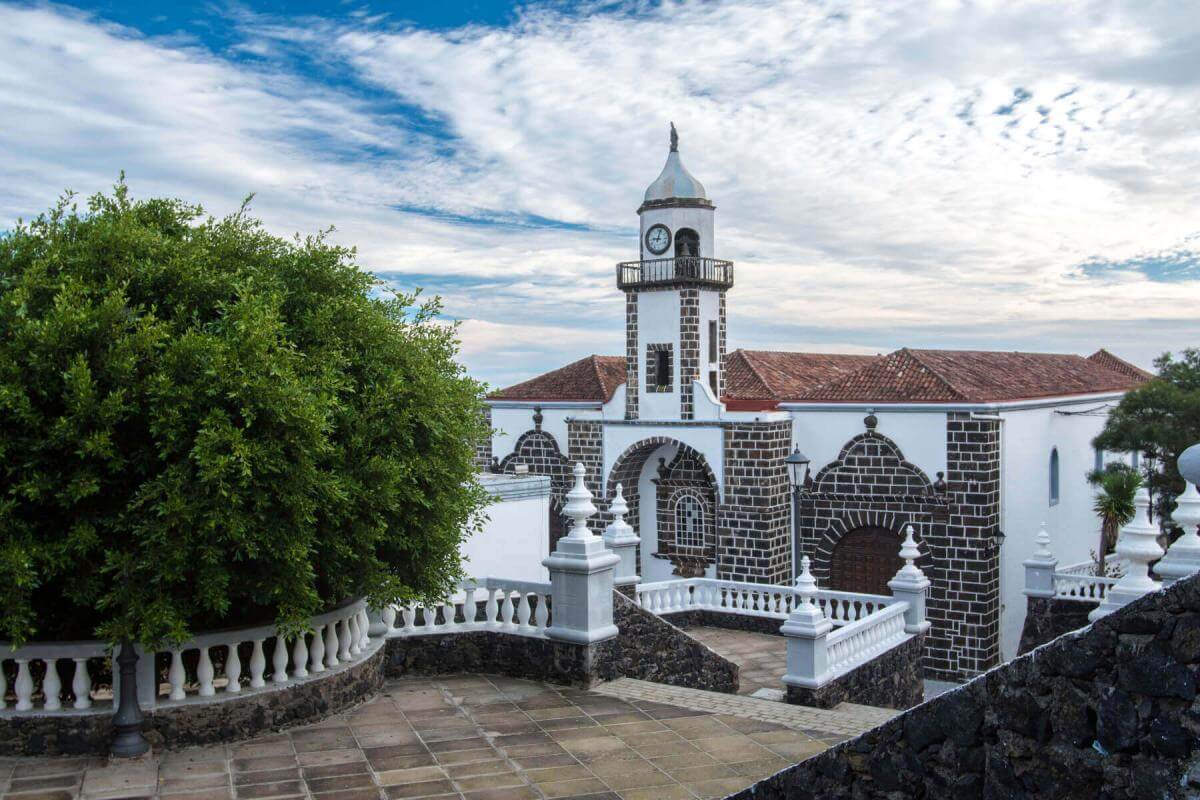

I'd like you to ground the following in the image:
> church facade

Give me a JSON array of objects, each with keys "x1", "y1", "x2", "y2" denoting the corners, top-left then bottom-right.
[{"x1": 480, "y1": 129, "x2": 1150, "y2": 681}]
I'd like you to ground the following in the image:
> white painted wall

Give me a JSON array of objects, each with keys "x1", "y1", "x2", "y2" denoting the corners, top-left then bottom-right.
[
  {"x1": 998, "y1": 403, "x2": 1113, "y2": 658},
  {"x1": 787, "y1": 409, "x2": 949, "y2": 485},
  {"x1": 462, "y1": 475, "x2": 550, "y2": 583},
  {"x1": 639, "y1": 205, "x2": 715, "y2": 259},
  {"x1": 638, "y1": 290, "x2": 682, "y2": 419}
]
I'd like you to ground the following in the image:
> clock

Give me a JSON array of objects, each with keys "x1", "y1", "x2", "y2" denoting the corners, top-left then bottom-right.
[{"x1": 644, "y1": 224, "x2": 671, "y2": 255}]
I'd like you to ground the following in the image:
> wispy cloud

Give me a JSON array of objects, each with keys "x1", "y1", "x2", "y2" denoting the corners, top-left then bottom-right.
[{"x1": 1, "y1": 1, "x2": 1197, "y2": 388}]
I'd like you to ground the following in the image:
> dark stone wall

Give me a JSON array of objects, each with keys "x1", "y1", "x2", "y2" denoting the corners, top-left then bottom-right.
[
  {"x1": 728, "y1": 573, "x2": 1200, "y2": 800},
  {"x1": 474, "y1": 406, "x2": 493, "y2": 470},
  {"x1": 719, "y1": 420, "x2": 793, "y2": 585},
  {"x1": 0, "y1": 642, "x2": 387, "y2": 757},
  {"x1": 625, "y1": 291, "x2": 639, "y2": 420},
  {"x1": 1018, "y1": 595, "x2": 1097, "y2": 655},
  {"x1": 784, "y1": 634, "x2": 925, "y2": 711},
  {"x1": 386, "y1": 592, "x2": 739, "y2": 695},
  {"x1": 679, "y1": 288, "x2": 699, "y2": 419},
  {"x1": 591, "y1": 592, "x2": 738, "y2": 693},
  {"x1": 662, "y1": 609, "x2": 786, "y2": 637}
]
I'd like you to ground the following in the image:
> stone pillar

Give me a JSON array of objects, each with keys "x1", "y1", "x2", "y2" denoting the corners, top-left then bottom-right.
[
  {"x1": 603, "y1": 483, "x2": 641, "y2": 588},
  {"x1": 781, "y1": 557, "x2": 832, "y2": 690},
  {"x1": 543, "y1": 463, "x2": 621, "y2": 644},
  {"x1": 1156, "y1": 445, "x2": 1200, "y2": 586},
  {"x1": 888, "y1": 525, "x2": 931, "y2": 634},
  {"x1": 1022, "y1": 523, "x2": 1058, "y2": 598},
  {"x1": 1090, "y1": 487, "x2": 1163, "y2": 622}
]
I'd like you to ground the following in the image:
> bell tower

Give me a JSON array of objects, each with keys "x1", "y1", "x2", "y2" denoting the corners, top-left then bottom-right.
[{"x1": 618, "y1": 124, "x2": 733, "y2": 421}]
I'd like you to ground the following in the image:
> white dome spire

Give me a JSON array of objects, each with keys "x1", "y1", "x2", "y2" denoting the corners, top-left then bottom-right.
[{"x1": 643, "y1": 122, "x2": 707, "y2": 203}]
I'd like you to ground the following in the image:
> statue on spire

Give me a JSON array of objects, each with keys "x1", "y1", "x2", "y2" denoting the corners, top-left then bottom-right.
[{"x1": 669, "y1": 122, "x2": 678, "y2": 152}]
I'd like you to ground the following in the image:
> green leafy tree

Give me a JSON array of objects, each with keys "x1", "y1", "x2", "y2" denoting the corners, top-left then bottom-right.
[
  {"x1": 1094, "y1": 349, "x2": 1200, "y2": 528},
  {"x1": 1086, "y1": 463, "x2": 1141, "y2": 574},
  {"x1": 0, "y1": 182, "x2": 489, "y2": 647}
]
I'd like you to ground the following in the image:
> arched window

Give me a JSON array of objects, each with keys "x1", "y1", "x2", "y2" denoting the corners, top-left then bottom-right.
[
  {"x1": 1049, "y1": 447, "x2": 1060, "y2": 506},
  {"x1": 674, "y1": 228, "x2": 700, "y2": 258},
  {"x1": 674, "y1": 493, "x2": 706, "y2": 549}
]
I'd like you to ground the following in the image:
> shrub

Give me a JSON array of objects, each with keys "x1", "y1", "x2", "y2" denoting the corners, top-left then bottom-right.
[{"x1": 0, "y1": 182, "x2": 489, "y2": 646}]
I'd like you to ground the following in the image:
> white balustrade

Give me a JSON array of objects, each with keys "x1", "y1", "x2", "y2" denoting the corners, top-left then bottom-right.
[
  {"x1": 634, "y1": 578, "x2": 893, "y2": 626},
  {"x1": 381, "y1": 578, "x2": 553, "y2": 640},
  {"x1": 0, "y1": 599, "x2": 371, "y2": 716},
  {"x1": 1052, "y1": 571, "x2": 1118, "y2": 601},
  {"x1": 823, "y1": 603, "x2": 910, "y2": 679}
]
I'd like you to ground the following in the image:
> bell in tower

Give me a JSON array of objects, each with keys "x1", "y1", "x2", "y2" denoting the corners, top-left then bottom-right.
[{"x1": 618, "y1": 124, "x2": 734, "y2": 421}]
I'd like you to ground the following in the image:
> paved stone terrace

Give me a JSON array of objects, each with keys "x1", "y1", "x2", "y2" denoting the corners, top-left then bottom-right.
[
  {"x1": 680, "y1": 628, "x2": 787, "y2": 697},
  {"x1": 0, "y1": 673, "x2": 861, "y2": 800}
]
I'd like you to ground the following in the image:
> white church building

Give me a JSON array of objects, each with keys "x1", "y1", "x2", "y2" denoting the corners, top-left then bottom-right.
[{"x1": 477, "y1": 127, "x2": 1150, "y2": 681}]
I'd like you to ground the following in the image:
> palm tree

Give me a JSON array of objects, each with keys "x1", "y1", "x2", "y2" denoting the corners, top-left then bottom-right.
[{"x1": 1088, "y1": 463, "x2": 1142, "y2": 574}]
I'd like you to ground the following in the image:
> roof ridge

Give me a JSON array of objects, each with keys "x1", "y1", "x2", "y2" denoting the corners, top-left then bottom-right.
[
  {"x1": 736, "y1": 349, "x2": 774, "y2": 397},
  {"x1": 900, "y1": 348, "x2": 972, "y2": 401},
  {"x1": 589, "y1": 354, "x2": 605, "y2": 395}
]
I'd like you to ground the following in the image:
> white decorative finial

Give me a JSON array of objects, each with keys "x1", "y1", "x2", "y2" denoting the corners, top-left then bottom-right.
[
  {"x1": 1033, "y1": 522, "x2": 1053, "y2": 560},
  {"x1": 794, "y1": 556, "x2": 817, "y2": 602},
  {"x1": 1155, "y1": 478, "x2": 1200, "y2": 585},
  {"x1": 563, "y1": 462, "x2": 597, "y2": 540},
  {"x1": 1090, "y1": 486, "x2": 1164, "y2": 620},
  {"x1": 894, "y1": 525, "x2": 926, "y2": 582},
  {"x1": 610, "y1": 483, "x2": 629, "y2": 522}
]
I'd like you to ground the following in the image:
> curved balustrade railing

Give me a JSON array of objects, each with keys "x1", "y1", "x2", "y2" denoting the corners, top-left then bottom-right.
[
  {"x1": 0, "y1": 600, "x2": 371, "y2": 715},
  {"x1": 634, "y1": 578, "x2": 894, "y2": 626},
  {"x1": 1053, "y1": 571, "x2": 1119, "y2": 602},
  {"x1": 823, "y1": 602, "x2": 910, "y2": 680},
  {"x1": 380, "y1": 578, "x2": 553, "y2": 639}
]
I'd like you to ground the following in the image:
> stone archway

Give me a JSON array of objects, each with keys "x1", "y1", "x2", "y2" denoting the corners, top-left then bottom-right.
[
  {"x1": 606, "y1": 437, "x2": 720, "y2": 579},
  {"x1": 828, "y1": 526, "x2": 904, "y2": 596},
  {"x1": 499, "y1": 429, "x2": 572, "y2": 549}
]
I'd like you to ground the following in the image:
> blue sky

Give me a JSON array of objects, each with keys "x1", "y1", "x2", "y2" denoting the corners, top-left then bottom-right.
[{"x1": 1, "y1": 0, "x2": 1198, "y2": 389}]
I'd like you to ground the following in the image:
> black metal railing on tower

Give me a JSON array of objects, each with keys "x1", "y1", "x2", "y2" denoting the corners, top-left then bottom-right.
[{"x1": 616, "y1": 257, "x2": 735, "y2": 290}]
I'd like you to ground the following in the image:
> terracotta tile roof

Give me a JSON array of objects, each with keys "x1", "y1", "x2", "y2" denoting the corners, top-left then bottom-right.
[
  {"x1": 1087, "y1": 349, "x2": 1155, "y2": 382},
  {"x1": 490, "y1": 355, "x2": 627, "y2": 402},
  {"x1": 724, "y1": 350, "x2": 881, "y2": 402},
  {"x1": 797, "y1": 348, "x2": 1149, "y2": 404}
]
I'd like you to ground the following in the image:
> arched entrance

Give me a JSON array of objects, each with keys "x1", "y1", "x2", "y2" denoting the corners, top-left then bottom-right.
[
  {"x1": 607, "y1": 438, "x2": 719, "y2": 581},
  {"x1": 828, "y1": 526, "x2": 903, "y2": 596}
]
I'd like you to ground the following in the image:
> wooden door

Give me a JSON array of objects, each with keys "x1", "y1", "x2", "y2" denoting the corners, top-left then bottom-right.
[{"x1": 828, "y1": 527, "x2": 904, "y2": 596}]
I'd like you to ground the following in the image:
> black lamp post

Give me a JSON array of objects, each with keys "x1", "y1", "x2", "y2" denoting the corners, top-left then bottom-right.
[
  {"x1": 110, "y1": 640, "x2": 149, "y2": 757},
  {"x1": 785, "y1": 446, "x2": 811, "y2": 578}
]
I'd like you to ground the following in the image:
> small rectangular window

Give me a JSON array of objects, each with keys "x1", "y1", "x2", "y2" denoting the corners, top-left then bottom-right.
[
  {"x1": 1094, "y1": 447, "x2": 1104, "y2": 473},
  {"x1": 656, "y1": 349, "x2": 670, "y2": 387},
  {"x1": 708, "y1": 320, "x2": 718, "y2": 362},
  {"x1": 1132, "y1": 451, "x2": 1140, "y2": 470},
  {"x1": 709, "y1": 370, "x2": 718, "y2": 397}
]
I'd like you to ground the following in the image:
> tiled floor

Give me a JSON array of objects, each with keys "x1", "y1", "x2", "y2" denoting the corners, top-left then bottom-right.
[
  {"x1": 0, "y1": 673, "x2": 836, "y2": 800},
  {"x1": 682, "y1": 627, "x2": 788, "y2": 696}
]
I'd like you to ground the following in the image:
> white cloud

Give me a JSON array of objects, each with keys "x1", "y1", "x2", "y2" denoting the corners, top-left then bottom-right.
[{"x1": 0, "y1": 0, "x2": 1197, "y2": 387}]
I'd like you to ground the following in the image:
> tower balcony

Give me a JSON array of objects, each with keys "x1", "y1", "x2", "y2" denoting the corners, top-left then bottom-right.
[{"x1": 616, "y1": 257, "x2": 735, "y2": 291}]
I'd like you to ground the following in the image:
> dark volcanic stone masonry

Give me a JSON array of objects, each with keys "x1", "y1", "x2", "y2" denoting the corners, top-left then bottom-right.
[
  {"x1": 1018, "y1": 595, "x2": 1098, "y2": 655},
  {"x1": 0, "y1": 641, "x2": 387, "y2": 757},
  {"x1": 387, "y1": 590, "x2": 738, "y2": 694},
  {"x1": 784, "y1": 634, "x2": 924, "y2": 711},
  {"x1": 729, "y1": 573, "x2": 1200, "y2": 800}
]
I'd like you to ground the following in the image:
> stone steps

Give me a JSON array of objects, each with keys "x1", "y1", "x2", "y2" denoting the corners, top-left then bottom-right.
[{"x1": 591, "y1": 678, "x2": 898, "y2": 739}]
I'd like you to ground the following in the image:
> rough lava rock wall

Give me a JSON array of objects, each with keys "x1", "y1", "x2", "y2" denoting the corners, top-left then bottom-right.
[
  {"x1": 729, "y1": 573, "x2": 1200, "y2": 800},
  {"x1": 784, "y1": 634, "x2": 924, "y2": 711},
  {"x1": 1018, "y1": 595, "x2": 1097, "y2": 656}
]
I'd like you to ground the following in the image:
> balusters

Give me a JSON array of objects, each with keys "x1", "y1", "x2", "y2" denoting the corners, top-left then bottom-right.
[
  {"x1": 423, "y1": 604, "x2": 436, "y2": 632},
  {"x1": 338, "y1": 619, "x2": 352, "y2": 661},
  {"x1": 272, "y1": 635, "x2": 289, "y2": 683},
  {"x1": 292, "y1": 635, "x2": 309, "y2": 679},
  {"x1": 402, "y1": 605, "x2": 416, "y2": 633},
  {"x1": 462, "y1": 587, "x2": 477, "y2": 629},
  {"x1": 249, "y1": 640, "x2": 266, "y2": 688},
  {"x1": 348, "y1": 616, "x2": 362, "y2": 656},
  {"x1": 485, "y1": 588, "x2": 499, "y2": 629},
  {"x1": 382, "y1": 606, "x2": 397, "y2": 634},
  {"x1": 517, "y1": 593, "x2": 533, "y2": 634},
  {"x1": 169, "y1": 650, "x2": 186, "y2": 700},
  {"x1": 42, "y1": 659, "x2": 61, "y2": 711},
  {"x1": 309, "y1": 626, "x2": 326, "y2": 673},
  {"x1": 197, "y1": 647, "x2": 215, "y2": 696},
  {"x1": 226, "y1": 643, "x2": 243, "y2": 693},
  {"x1": 14, "y1": 660, "x2": 33, "y2": 711},
  {"x1": 500, "y1": 591, "x2": 516, "y2": 629},
  {"x1": 325, "y1": 622, "x2": 339, "y2": 668},
  {"x1": 535, "y1": 593, "x2": 549, "y2": 630},
  {"x1": 72, "y1": 658, "x2": 91, "y2": 709}
]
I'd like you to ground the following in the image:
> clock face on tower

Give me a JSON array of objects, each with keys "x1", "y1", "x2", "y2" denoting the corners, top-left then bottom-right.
[{"x1": 645, "y1": 224, "x2": 671, "y2": 255}]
